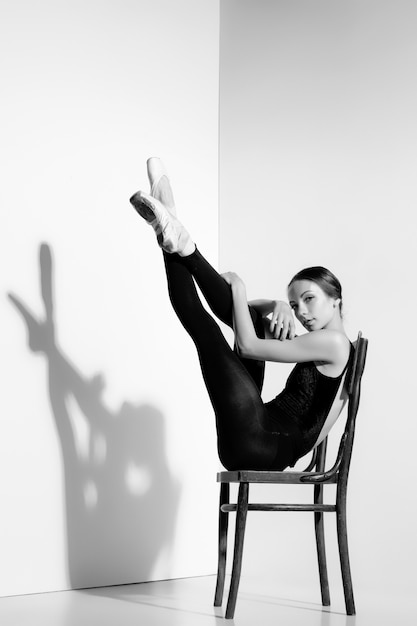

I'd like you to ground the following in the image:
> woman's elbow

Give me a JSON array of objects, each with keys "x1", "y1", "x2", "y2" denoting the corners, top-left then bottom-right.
[{"x1": 237, "y1": 341, "x2": 257, "y2": 359}]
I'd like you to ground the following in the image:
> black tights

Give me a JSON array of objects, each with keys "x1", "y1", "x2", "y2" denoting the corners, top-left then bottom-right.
[{"x1": 164, "y1": 248, "x2": 295, "y2": 471}]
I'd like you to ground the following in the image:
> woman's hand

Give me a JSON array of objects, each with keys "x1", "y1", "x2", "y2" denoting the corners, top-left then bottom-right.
[
  {"x1": 269, "y1": 300, "x2": 295, "y2": 341},
  {"x1": 221, "y1": 271, "x2": 245, "y2": 289}
]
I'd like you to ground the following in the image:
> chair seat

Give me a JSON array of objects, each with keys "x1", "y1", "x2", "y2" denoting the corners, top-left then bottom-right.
[{"x1": 217, "y1": 469, "x2": 338, "y2": 484}]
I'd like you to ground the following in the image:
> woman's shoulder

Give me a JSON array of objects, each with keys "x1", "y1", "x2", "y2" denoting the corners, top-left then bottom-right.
[
  {"x1": 311, "y1": 330, "x2": 351, "y2": 376},
  {"x1": 296, "y1": 328, "x2": 348, "y2": 344},
  {"x1": 307, "y1": 328, "x2": 349, "y2": 346}
]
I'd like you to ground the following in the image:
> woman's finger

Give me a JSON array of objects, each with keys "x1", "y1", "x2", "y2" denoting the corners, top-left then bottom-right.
[{"x1": 274, "y1": 312, "x2": 284, "y2": 338}]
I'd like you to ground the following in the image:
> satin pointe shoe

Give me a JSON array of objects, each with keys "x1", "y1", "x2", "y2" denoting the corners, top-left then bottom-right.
[{"x1": 147, "y1": 157, "x2": 176, "y2": 216}]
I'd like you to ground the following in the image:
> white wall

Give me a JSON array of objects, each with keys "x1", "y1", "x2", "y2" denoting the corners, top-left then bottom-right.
[
  {"x1": 220, "y1": 0, "x2": 416, "y2": 611},
  {"x1": 0, "y1": 0, "x2": 219, "y2": 597}
]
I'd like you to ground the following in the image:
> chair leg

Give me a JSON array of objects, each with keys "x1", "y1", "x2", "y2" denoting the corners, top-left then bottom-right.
[
  {"x1": 336, "y1": 502, "x2": 356, "y2": 615},
  {"x1": 225, "y1": 482, "x2": 249, "y2": 619},
  {"x1": 314, "y1": 484, "x2": 330, "y2": 606},
  {"x1": 214, "y1": 482, "x2": 230, "y2": 607}
]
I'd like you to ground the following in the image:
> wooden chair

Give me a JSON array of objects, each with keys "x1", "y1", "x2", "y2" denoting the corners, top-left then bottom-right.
[{"x1": 214, "y1": 332, "x2": 368, "y2": 619}]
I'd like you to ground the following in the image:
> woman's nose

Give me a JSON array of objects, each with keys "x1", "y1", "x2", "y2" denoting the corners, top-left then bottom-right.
[{"x1": 298, "y1": 302, "x2": 307, "y2": 317}]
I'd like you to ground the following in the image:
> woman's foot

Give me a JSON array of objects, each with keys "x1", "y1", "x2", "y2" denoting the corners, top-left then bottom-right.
[
  {"x1": 147, "y1": 157, "x2": 176, "y2": 216},
  {"x1": 130, "y1": 189, "x2": 195, "y2": 256}
]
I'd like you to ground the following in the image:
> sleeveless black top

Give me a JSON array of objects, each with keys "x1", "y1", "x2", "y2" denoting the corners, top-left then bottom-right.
[{"x1": 265, "y1": 345, "x2": 353, "y2": 463}]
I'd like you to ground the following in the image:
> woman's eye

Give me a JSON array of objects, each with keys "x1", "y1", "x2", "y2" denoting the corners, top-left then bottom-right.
[{"x1": 305, "y1": 296, "x2": 313, "y2": 303}]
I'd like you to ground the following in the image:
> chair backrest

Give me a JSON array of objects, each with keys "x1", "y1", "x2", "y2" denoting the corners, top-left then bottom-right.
[{"x1": 338, "y1": 332, "x2": 368, "y2": 478}]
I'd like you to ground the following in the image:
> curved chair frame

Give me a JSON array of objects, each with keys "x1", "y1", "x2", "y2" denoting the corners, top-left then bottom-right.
[{"x1": 214, "y1": 332, "x2": 368, "y2": 619}]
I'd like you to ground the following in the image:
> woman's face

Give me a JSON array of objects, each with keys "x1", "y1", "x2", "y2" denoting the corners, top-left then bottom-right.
[{"x1": 287, "y1": 279, "x2": 340, "y2": 332}]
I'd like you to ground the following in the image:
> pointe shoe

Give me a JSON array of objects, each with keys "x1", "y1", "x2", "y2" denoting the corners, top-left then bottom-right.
[
  {"x1": 147, "y1": 157, "x2": 176, "y2": 216},
  {"x1": 130, "y1": 190, "x2": 194, "y2": 256}
]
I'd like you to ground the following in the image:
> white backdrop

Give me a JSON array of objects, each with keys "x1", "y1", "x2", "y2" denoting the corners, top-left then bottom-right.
[
  {"x1": 219, "y1": 0, "x2": 416, "y2": 613},
  {"x1": 2, "y1": 0, "x2": 416, "y2": 609},
  {"x1": 0, "y1": 0, "x2": 220, "y2": 597}
]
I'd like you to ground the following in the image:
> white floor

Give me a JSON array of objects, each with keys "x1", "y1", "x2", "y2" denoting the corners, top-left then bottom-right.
[{"x1": 0, "y1": 575, "x2": 414, "y2": 626}]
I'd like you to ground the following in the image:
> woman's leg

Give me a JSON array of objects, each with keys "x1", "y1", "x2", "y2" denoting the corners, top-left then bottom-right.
[
  {"x1": 164, "y1": 251, "x2": 291, "y2": 470},
  {"x1": 132, "y1": 158, "x2": 266, "y2": 388}
]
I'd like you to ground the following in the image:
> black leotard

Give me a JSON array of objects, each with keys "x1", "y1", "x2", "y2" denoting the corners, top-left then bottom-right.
[{"x1": 265, "y1": 347, "x2": 353, "y2": 459}]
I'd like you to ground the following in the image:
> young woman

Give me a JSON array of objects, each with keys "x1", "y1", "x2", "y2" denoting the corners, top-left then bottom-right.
[{"x1": 130, "y1": 158, "x2": 352, "y2": 471}]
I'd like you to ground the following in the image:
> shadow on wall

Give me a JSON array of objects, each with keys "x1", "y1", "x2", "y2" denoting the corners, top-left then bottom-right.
[{"x1": 8, "y1": 242, "x2": 180, "y2": 589}]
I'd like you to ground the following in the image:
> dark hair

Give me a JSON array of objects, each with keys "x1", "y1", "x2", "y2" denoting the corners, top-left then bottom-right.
[{"x1": 288, "y1": 266, "x2": 343, "y2": 314}]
